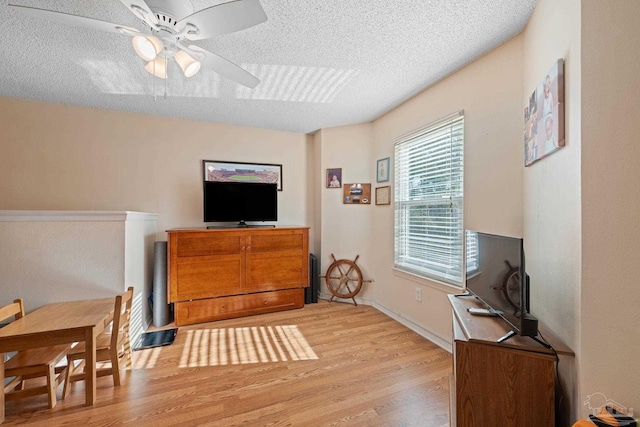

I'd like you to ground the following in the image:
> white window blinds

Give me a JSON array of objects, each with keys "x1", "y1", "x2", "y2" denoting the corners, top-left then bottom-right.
[{"x1": 394, "y1": 111, "x2": 464, "y2": 286}]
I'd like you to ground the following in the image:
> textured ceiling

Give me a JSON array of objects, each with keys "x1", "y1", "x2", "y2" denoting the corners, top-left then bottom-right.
[{"x1": 0, "y1": 0, "x2": 536, "y2": 133}]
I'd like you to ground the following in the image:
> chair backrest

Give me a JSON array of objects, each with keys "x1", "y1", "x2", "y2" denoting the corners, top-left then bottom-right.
[
  {"x1": 111, "y1": 287, "x2": 134, "y2": 352},
  {"x1": 0, "y1": 299, "x2": 25, "y2": 325}
]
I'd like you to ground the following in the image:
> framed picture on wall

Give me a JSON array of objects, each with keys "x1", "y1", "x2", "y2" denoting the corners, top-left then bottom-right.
[
  {"x1": 524, "y1": 58, "x2": 565, "y2": 166},
  {"x1": 203, "y1": 160, "x2": 283, "y2": 191},
  {"x1": 326, "y1": 168, "x2": 342, "y2": 188},
  {"x1": 375, "y1": 186, "x2": 391, "y2": 205},
  {"x1": 343, "y1": 183, "x2": 371, "y2": 204},
  {"x1": 377, "y1": 157, "x2": 390, "y2": 182}
]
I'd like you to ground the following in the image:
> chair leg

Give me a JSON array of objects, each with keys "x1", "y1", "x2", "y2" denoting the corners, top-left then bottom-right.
[
  {"x1": 46, "y1": 364, "x2": 57, "y2": 409},
  {"x1": 62, "y1": 358, "x2": 71, "y2": 399},
  {"x1": 123, "y1": 336, "x2": 132, "y2": 369},
  {"x1": 111, "y1": 351, "x2": 121, "y2": 387},
  {"x1": 62, "y1": 357, "x2": 78, "y2": 399}
]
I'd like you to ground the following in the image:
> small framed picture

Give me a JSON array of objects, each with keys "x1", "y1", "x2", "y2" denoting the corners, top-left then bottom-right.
[
  {"x1": 343, "y1": 183, "x2": 371, "y2": 204},
  {"x1": 375, "y1": 186, "x2": 391, "y2": 205},
  {"x1": 326, "y1": 168, "x2": 342, "y2": 188},
  {"x1": 377, "y1": 157, "x2": 390, "y2": 182}
]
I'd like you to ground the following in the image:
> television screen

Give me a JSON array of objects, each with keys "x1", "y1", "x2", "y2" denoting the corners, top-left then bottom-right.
[
  {"x1": 203, "y1": 181, "x2": 277, "y2": 224},
  {"x1": 465, "y1": 231, "x2": 525, "y2": 333}
]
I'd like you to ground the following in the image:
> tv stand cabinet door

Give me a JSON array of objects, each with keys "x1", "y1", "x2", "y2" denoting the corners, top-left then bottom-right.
[
  {"x1": 245, "y1": 229, "x2": 309, "y2": 292},
  {"x1": 455, "y1": 339, "x2": 555, "y2": 426},
  {"x1": 169, "y1": 231, "x2": 246, "y2": 301}
]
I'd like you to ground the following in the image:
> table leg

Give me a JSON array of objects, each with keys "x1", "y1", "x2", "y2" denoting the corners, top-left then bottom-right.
[
  {"x1": 1, "y1": 353, "x2": 5, "y2": 423},
  {"x1": 84, "y1": 327, "x2": 97, "y2": 406}
]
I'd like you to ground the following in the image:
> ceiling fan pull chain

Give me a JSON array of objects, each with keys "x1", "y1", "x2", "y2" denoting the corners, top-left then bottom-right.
[
  {"x1": 164, "y1": 56, "x2": 168, "y2": 100},
  {"x1": 153, "y1": 59, "x2": 157, "y2": 101}
]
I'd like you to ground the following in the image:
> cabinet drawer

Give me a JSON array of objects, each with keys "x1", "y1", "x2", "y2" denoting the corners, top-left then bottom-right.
[
  {"x1": 250, "y1": 233, "x2": 303, "y2": 252},
  {"x1": 246, "y1": 252, "x2": 307, "y2": 291},
  {"x1": 175, "y1": 255, "x2": 243, "y2": 300},
  {"x1": 174, "y1": 288, "x2": 304, "y2": 326},
  {"x1": 177, "y1": 235, "x2": 243, "y2": 257}
]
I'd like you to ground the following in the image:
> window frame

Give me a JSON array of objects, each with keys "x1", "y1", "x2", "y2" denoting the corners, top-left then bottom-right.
[{"x1": 393, "y1": 111, "x2": 465, "y2": 288}]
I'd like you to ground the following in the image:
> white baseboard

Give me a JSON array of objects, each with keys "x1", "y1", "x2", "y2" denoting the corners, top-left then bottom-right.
[
  {"x1": 318, "y1": 291, "x2": 452, "y2": 353},
  {"x1": 318, "y1": 291, "x2": 374, "y2": 307},
  {"x1": 373, "y1": 301, "x2": 453, "y2": 353}
]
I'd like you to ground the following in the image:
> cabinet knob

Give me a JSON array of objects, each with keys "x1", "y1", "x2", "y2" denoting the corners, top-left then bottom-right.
[
  {"x1": 247, "y1": 246, "x2": 251, "y2": 251},
  {"x1": 241, "y1": 246, "x2": 246, "y2": 251}
]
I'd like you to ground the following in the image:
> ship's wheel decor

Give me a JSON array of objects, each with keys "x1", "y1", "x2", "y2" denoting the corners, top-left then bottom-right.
[{"x1": 320, "y1": 254, "x2": 373, "y2": 306}]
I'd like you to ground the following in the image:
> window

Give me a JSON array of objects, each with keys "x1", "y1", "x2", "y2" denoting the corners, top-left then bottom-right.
[{"x1": 394, "y1": 111, "x2": 464, "y2": 286}]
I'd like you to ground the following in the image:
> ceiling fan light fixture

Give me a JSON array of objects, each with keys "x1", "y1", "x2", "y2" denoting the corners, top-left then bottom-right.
[
  {"x1": 175, "y1": 50, "x2": 201, "y2": 78},
  {"x1": 144, "y1": 57, "x2": 168, "y2": 79},
  {"x1": 132, "y1": 35, "x2": 164, "y2": 61}
]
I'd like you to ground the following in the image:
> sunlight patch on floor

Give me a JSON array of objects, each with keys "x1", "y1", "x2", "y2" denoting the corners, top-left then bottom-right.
[
  {"x1": 132, "y1": 346, "x2": 163, "y2": 369},
  {"x1": 178, "y1": 325, "x2": 318, "y2": 368}
]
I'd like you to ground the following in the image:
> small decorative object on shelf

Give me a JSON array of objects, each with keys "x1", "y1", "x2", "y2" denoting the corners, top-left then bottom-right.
[{"x1": 320, "y1": 254, "x2": 373, "y2": 306}]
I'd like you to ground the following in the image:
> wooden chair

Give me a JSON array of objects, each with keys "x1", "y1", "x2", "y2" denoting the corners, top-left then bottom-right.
[
  {"x1": 62, "y1": 287, "x2": 134, "y2": 398},
  {"x1": 1, "y1": 299, "x2": 70, "y2": 409}
]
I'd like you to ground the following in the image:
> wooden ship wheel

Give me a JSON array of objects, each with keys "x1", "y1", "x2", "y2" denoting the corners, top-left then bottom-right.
[
  {"x1": 499, "y1": 260, "x2": 522, "y2": 313},
  {"x1": 320, "y1": 254, "x2": 373, "y2": 306}
]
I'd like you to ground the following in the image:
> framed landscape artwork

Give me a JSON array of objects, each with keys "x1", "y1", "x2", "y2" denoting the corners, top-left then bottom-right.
[
  {"x1": 203, "y1": 160, "x2": 282, "y2": 191},
  {"x1": 524, "y1": 58, "x2": 565, "y2": 166}
]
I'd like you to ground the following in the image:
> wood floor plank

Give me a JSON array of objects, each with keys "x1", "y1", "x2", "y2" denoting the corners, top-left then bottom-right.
[{"x1": 3, "y1": 301, "x2": 452, "y2": 426}]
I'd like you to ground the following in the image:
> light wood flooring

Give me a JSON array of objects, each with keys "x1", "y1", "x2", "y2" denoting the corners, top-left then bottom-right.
[{"x1": 3, "y1": 300, "x2": 452, "y2": 426}]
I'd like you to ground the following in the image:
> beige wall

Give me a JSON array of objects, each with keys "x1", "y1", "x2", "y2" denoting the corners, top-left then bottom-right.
[
  {"x1": 580, "y1": 0, "x2": 640, "y2": 417},
  {"x1": 0, "y1": 211, "x2": 157, "y2": 342},
  {"x1": 0, "y1": 97, "x2": 312, "y2": 238},
  {"x1": 369, "y1": 35, "x2": 524, "y2": 347},
  {"x1": 315, "y1": 124, "x2": 375, "y2": 303},
  {"x1": 522, "y1": 0, "x2": 582, "y2": 421},
  {"x1": 523, "y1": 0, "x2": 640, "y2": 420}
]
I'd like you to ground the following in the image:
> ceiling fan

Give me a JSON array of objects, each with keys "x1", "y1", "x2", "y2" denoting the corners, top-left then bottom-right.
[{"x1": 8, "y1": 0, "x2": 267, "y2": 88}]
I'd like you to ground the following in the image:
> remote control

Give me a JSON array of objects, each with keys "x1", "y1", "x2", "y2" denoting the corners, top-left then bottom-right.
[{"x1": 467, "y1": 307, "x2": 500, "y2": 316}]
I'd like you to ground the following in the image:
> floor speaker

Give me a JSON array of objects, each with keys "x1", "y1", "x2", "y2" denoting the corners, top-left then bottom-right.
[{"x1": 305, "y1": 253, "x2": 319, "y2": 304}]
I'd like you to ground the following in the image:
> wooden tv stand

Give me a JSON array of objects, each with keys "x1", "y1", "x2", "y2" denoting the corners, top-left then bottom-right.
[
  {"x1": 448, "y1": 294, "x2": 573, "y2": 427},
  {"x1": 167, "y1": 226, "x2": 309, "y2": 326}
]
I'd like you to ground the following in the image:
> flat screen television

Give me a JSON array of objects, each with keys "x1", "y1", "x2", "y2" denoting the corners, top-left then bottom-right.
[
  {"x1": 203, "y1": 181, "x2": 277, "y2": 227},
  {"x1": 465, "y1": 230, "x2": 539, "y2": 342}
]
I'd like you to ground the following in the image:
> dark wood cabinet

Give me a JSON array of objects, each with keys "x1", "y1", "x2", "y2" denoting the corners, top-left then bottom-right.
[
  {"x1": 449, "y1": 295, "x2": 573, "y2": 427},
  {"x1": 168, "y1": 227, "x2": 309, "y2": 326}
]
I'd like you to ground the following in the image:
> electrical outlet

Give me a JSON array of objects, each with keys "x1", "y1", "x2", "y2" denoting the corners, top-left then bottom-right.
[{"x1": 415, "y1": 287, "x2": 422, "y2": 302}]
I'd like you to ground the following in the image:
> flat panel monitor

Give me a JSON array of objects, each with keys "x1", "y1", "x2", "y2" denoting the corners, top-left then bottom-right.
[
  {"x1": 465, "y1": 230, "x2": 538, "y2": 339},
  {"x1": 203, "y1": 181, "x2": 277, "y2": 225}
]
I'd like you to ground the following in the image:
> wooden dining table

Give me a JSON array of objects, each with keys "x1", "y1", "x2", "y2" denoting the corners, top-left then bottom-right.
[{"x1": 0, "y1": 297, "x2": 115, "y2": 423}]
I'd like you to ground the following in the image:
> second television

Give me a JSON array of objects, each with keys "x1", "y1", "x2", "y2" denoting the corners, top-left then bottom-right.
[
  {"x1": 204, "y1": 181, "x2": 277, "y2": 227},
  {"x1": 465, "y1": 230, "x2": 539, "y2": 342}
]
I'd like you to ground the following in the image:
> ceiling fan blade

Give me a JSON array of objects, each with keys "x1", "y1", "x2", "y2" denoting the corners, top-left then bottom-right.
[
  {"x1": 178, "y1": 0, "x2": 267, "y2": 41},
  {"x1": 188, "y1": 45, "x2": 259, "y2": 88},
  {"x1": 8, "y1": 4, "x2": 140, "y2": 35},
  {"x1": 118, "y1": 0, "x2": 159, "y2": 26}
]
